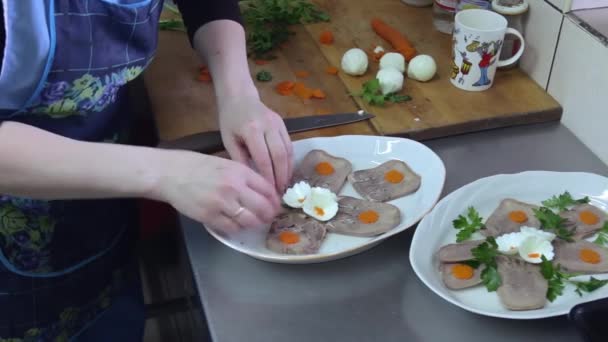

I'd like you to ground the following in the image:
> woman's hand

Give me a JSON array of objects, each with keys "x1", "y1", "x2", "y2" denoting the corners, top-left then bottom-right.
[
  {"x1": 157, "y1": 150, "x2": 282, "y2": 234},
  {"x1": 217, "y1": 95, "x2": 294, "y2": 193}
]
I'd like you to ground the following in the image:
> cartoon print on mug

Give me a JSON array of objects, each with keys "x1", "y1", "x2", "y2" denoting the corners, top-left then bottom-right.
[{"x1": 466, "y1": 39, "x2": 503, "y2": 87}]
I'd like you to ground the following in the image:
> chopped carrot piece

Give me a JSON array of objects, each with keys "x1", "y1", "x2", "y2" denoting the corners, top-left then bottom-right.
[
  {"x1": 254, "y1": 59, "x2": 270, "y2": 65},
  {"x1": 325, "y1": 66, "x2": 339, "y2": 75},
  {"x1": 319, "y1": 31, "x2": 334, "y2": 45},
  {"x1": 295, "y1": 70, "x2": 310, "y2": 78},
  {"x1": 311, "y1": 89, "x2": 326, "y2": 99},
  {"x1": 276, "y1": 81, "x2": 295, "y2": 96}
]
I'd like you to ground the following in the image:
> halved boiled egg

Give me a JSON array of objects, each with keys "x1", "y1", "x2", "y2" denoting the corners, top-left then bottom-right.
[
  {"x1": 283, "y1": 181, "x2": 312, "y2": 208},
  {"x1": 302, "y1": 187, "x2": 338, "y2": 221},
  {"x1": 520, "y1": 226, "x2": 556, "y2": 242},
  {"x1": 496, "y1": 232, "x2": 525, "y2": 255},
  {"x1": 519, "y1": 236, "x2": 554, "y2": 264}
]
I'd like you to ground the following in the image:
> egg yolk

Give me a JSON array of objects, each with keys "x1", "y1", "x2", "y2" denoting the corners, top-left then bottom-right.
[
  {"x1": 315, "y1": 162, "x2": 334, "y2": 175},
  {"x1": 314, "y1": 206, "x2": 325, "y2": 217},
  {"x1": 358, "y1": 210, "x2": 379, "y2": 224},
  {"x1": 579, "y1": 210, "x2": 600, "y2": 225},
  {"x1": 452, "y1": 264, "x2": 475, "y2": 280},
  {"x1": 527, "y1": 253, "x2": 540, "y2": 259},
  {"x1": 279, "y1": 231, "x2": 300, "y2": 245},
  {"x1": 508, "y1": 210, "x2": 528, "y2": 223},
  {"x1": 579, "y1": 248, "x2": 601, "y2": 264},
  {"x1": 384, "y1": 169, "x2": 404, "y2": 184}
]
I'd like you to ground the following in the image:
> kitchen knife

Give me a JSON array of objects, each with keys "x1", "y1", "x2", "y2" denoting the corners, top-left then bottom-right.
[{"x1": 157, "y1": 112, "x2": 375, "y2": 154}]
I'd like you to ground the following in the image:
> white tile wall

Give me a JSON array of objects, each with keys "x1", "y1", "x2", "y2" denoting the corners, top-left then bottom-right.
[
  {"x1": 571, "y1": 0, "x2": 608, "y2": 10},
  {"x1": 520, "y1": 0, "x2": 563, "y2": 89},
  {"x1": 548, "y1": 17, "x2": 608, "y2": 164}
]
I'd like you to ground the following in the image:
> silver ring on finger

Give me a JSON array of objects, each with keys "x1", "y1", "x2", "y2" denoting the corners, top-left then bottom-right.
[{"x1": 230, "y1": 206, "x2": 245, "y2": 218}]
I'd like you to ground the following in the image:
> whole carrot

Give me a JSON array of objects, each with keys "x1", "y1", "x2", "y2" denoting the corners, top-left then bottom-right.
[{"x1": 371, "y1": 18, "x2": 417, "y2": 61}]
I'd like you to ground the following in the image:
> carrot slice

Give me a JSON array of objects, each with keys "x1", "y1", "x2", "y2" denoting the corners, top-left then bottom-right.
[
  {"x1": 325, "y1": 66, "x2": 339, "y2": 75},
  {"x1": 276, "y1": 81, "x2": 295, "y2": 96},
  {"x1": 295, "y1": 70, "x2": 310, "y2": 78},
  {"x1": 254, "y1": 59, "x2": 269, "y2": 65},
  {"x1": 319, "y1": 31, "x2": 334, "y2": 45},
  {"x1": 311, "y1": 89, "x2": 326, "y2": 99},
  {"x1": 371, "y1": 18, "x2": 417, "y2": 61}
]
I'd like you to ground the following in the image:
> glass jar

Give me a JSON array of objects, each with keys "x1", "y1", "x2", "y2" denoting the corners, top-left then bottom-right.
[
  {"x1": 456, "y1": 0, "x2": 491, "y2": 12},
  {"x1": 433, "y1": 0, "x2": 458, "y2": 34}
]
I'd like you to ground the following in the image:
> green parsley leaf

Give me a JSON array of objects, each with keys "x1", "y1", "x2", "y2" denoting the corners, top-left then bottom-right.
[
  {"x1": 480, "y1": 265, "x2": 501, "y2": 292},
  {"x1": 471, "y1": 237, "x2": 499, "y2": 266},
  {"x1": 540, "y1": 256, "x2": 566, "y2": 302},
  {"x1": 572, "y1": 277, "x2": 608, "y2": 296},
  {"x1": 532, "y1": 207, "x2": 574, "y2": 241},
  {"x1": 241, "y1": 0, "x2": 330, "y2": 58},
  {"x1": 542, "y1": 191, "x2": 590, "y2": 211},
  {"x1": 255, "y1": 70, "x2": 273, "y2": 82},
  {"x1": 385, "y1": 93, "x2": 412, "y2": 103},
  {"x1": 593, "y1": 222, "x2": 608, "y2": 246},
  {"x1": 453, "y1": 207, "x2": 485, "y2": 242},
  {"x1": 462, "y1": 259, "x2": 481, "y2": 269},
  {"x1": 353, "y1": 79, "x2": 413, "y2": 106}
]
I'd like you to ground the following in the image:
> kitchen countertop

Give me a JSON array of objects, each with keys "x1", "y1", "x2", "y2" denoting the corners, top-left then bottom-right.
[{"x1": 178, "y1": 122, "x2": 608, "y2": 342}]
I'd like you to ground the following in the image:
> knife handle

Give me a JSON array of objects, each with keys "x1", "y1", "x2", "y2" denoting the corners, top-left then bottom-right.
[{"x1": 157, "y1": 131, "x2": 225, "y2": 154}]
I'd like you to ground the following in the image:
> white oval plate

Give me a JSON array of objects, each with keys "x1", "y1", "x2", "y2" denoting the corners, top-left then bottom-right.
[
  {"x1": 410, "y1": 171, "x2": 608, "y2": 319},
  {"x1": 206, "y1": 135, "x2": 446, "y2": 264}
]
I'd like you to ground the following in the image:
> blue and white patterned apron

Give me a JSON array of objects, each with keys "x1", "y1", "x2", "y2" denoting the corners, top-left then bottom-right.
[{"x1": 0, "y1": 0, "x2": 163, "y2": 340}]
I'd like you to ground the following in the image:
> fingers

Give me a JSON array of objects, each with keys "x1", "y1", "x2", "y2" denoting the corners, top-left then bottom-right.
[
  {"x1": 243, "y1": 130, "x2": 276, "y2": 189},
  {"x1": 278, "y1": 124, "x2": 294, "y2": 183},
  {"x1": 206, "y1": 214, "x2": 240, "y2": 235},
  {"x1": 264, "y1": 131, "x2": 289, "y2": 193},
  {"x1": 223, "y1": 134, "x2": 249, "y2": 164},
  {"x1": 245, "y1": 168, "x2": 281, "y2": 209},
  {"x1": 239, "y1": 185, "x2": 278, "y2": 223}
]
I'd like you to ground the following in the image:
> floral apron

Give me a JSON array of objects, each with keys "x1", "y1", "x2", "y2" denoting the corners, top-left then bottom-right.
[{"x1": 0, "y1": 0, "x2": 163, "y2": 340}]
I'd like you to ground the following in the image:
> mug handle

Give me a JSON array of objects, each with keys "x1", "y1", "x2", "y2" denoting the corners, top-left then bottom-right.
[{"x1": 497, "y1": 28, "x2": 525, "y2": 68}]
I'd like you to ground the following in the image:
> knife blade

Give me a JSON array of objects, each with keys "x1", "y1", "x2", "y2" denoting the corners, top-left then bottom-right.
[{"x1": 157, "y1": 112, "x2": 374, "y2": 154}]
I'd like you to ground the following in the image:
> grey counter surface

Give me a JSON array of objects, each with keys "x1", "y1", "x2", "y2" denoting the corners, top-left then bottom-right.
[{"x1": 180, "y1": 122, "x2": 608, "y2": 342}]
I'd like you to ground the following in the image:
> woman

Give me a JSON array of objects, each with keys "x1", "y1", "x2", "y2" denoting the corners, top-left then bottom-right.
[{"x1": 0, "y1": 0, "x2": 292, "y2": 340}]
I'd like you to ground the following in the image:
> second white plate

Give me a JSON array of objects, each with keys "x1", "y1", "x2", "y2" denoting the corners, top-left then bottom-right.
[{"x1": 410, "y1": 171, "x2": 608, "y2": 319}]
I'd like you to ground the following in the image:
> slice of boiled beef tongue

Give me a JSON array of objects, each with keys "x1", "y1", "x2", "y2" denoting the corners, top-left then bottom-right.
[
  {"x1": 559, "y1": 204, "x2": 608, "y2": 240},
  {"x1": 496, "y1": 256, "x2": 548, "y2": 311},
  {"x1": 553, "y1": 240, "x2": 608, "y2": 274},
  {"x1": 325, "y1": 196, "x2": 401, "y2": 237},
  {"x1": 291, "y1": 149, "x2": 352, "y2": 194},
  {"x1": 437, "y1": 240, "x2": 484, "y2": 263},
  {"x1": 348, "y1": 159, "x2": 421, "y2": 202},
  {"x1": 483, "y1": 199, "x2": 542, "y2": 237},
  {"x1": 266, "y1": 210, "x2": 327, "y2": 255},
  {"x1": 441, "y1": 262, "x2": 483, "y2": 290}
]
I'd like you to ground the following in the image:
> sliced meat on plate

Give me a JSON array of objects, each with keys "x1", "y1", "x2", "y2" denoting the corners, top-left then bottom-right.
[
  {"x1": 266, "y1": 211, "x2": 327, "y2": 255},
  {"x1": 292, "y1": 149, "x2": 352, "y2": 194},
  {"x1": 483, "y1": 199, "x2": 542, "y2": 237},
  {"x1": 496, "y1": 256, "x2": 548, "y2": 311},
  {"x1": 559, "y1": 204, "x2": 608, "y2": 240},
  {"x1": 348, "y1": 160, "x2": 421, "y2": 202},
  {"x1": 553, "y1": 240, "x2": 608, "y2": 274},
  {"x1": 441, "y1": 262, "x2": 483, "y2": 290},
  {"x1": 325, "y1": 196, "x2": 401, "y2": 237},
  {"x1": 437, "y1": 240, "x2": 484, "y2": 263}
]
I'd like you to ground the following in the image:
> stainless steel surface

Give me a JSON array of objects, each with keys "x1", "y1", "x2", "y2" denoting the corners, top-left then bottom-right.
[{"x1": 179, "y1": 122, "x2": 608, "y2": 342}]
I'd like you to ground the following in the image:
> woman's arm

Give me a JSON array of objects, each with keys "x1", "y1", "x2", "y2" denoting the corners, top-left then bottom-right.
[{"x1": 0, "y1": 121, "x2": 280, "y2": 232}]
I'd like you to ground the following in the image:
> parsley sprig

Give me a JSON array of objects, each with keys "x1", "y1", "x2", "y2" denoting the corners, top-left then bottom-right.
[
  {"x1": 593, "y1": 222, "x2": 608, "y2": 246},
  {"x1": 469, "y1": 237, "x2": 501, "y2": 292},
  {"x1": 256, "y1": 70, "x2": 273, "y2": 82},
  {"x1": 453, "y1": 207, "x2": 485, "y2": 242},
  {"x1": 532, "y1": 207, "x2": 575, "y2": 241},
  {"x1": 540, "y1": 256, "x2": 608, "y2": 301},
  {"x1": 352, "y1": 79, "x2": 412, "y2": 106},
  {"x1": 240, "y1": 0, "x2": 330, "y2": 58},
  {"x1": 542, "y1": 191, "x2": 590, "y2": 211}
]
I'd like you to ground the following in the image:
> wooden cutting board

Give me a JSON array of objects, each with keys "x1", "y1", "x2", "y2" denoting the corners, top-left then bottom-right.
[
  {"x1": 143, "y1": 1, "x2": 561, "y2": 142},
  {"x1": 306, "y1": 0, "x2": 561, "y2": 139}
]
